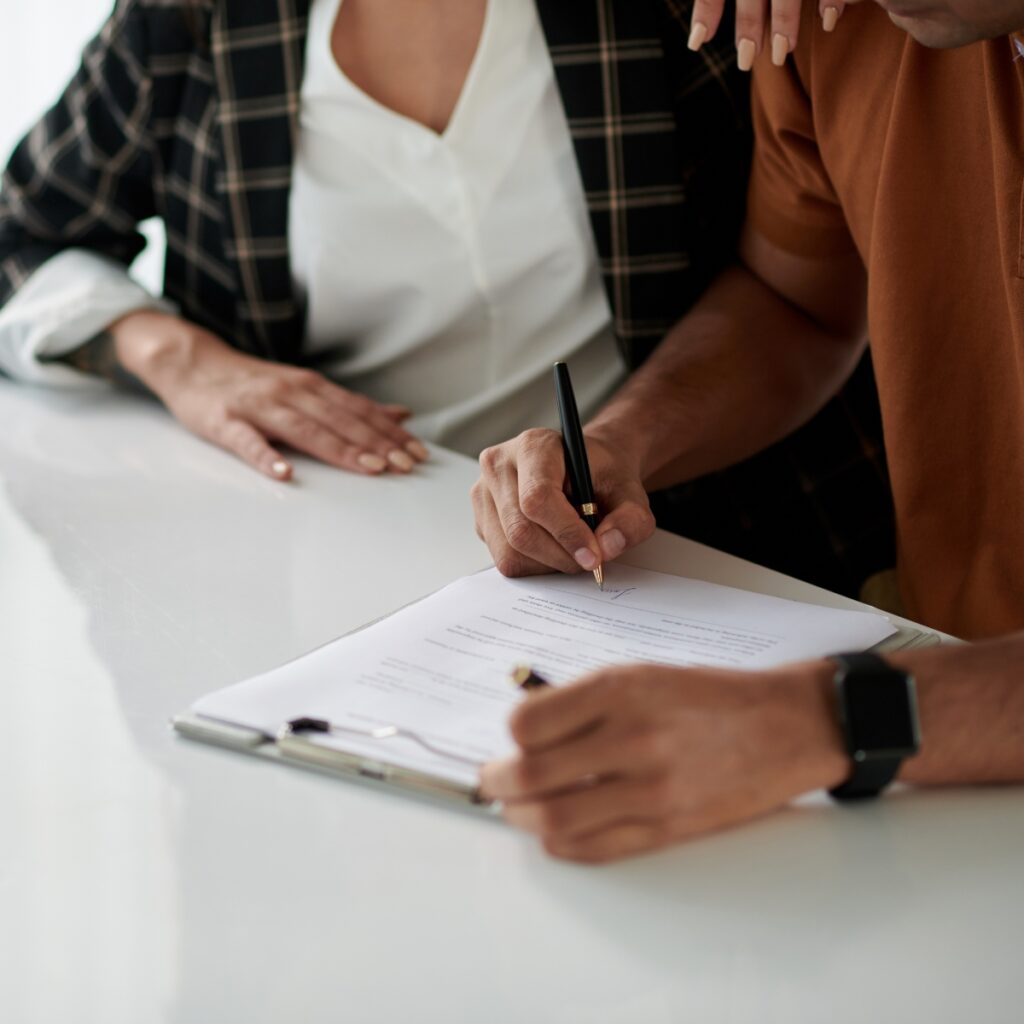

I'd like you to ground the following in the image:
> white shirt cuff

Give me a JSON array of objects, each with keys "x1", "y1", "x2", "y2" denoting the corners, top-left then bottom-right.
[{"x1": 0, "y1": 249, "x2": 176, "y2": 387}]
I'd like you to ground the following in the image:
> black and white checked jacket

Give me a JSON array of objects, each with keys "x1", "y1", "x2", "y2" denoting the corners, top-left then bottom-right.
[
  {"x1": 0, "y1": 0, "x2": 746, "y2": 365},
  {"x1": 0, "y1": 0, "x2": 894, "y2": 597}
]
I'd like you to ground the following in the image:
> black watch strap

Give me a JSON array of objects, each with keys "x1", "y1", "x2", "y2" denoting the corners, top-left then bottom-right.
[
  {"x1": 828, "y1": 747, "x2": 902, "y2": 800},
  {"x1": 828, "y1": 652, "x2": 920, "y2": 802}
]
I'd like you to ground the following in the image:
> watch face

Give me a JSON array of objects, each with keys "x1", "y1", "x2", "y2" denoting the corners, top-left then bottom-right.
[{"x1": 843, "y1": 672, "x2": 920, "y2": 757}]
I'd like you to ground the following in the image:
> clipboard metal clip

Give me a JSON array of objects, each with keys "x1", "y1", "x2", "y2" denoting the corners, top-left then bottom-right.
[
  {"x1": 274, "y1": 717, "x2": 491, "y2": 806},
  {"x1": 277, "y1": 717, "x2": 483, "y2": 768}
]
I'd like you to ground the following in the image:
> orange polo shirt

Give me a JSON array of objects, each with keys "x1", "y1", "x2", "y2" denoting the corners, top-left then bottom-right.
[{"x1": 747, "y1": 3, "x2": 1024, "y2": 639}]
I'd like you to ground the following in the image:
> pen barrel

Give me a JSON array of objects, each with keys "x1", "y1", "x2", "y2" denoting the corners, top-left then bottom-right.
[{"x1": 554, "y1": 362, "x2": 597, "y2": 507}]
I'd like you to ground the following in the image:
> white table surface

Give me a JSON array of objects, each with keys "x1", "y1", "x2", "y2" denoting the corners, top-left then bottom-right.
[{"x1": 1, "y1": 379, "x2": 1021, "y2": 1024}]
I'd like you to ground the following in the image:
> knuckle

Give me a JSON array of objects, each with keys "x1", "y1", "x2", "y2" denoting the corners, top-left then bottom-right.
[
  {"x1": 278, "y1": 410, "x2": 310, "y2": 438},
  {"x1": 478, "y1": 445, "x2": 503, "y2": 475},
  {"x1": 553, "y1": 523, "x2": 587, "y2": 551},
  {"x1": 518, "y1": 481, "x2": 554, "y2": 520},
  {"x1": 203, "y1": 404, "x2": 231, "y2": 435},
  {"x1": 537, "y1": 802, "x2": 570, "y2": 837},
  {"x1": 288, "y1": 368, "x2": 320, "y2": 389},
  {"x1": 649, "y1": 728, "x2": 679, "y2": 769},
  {"x1": 518, "y1": 427, "x2": 554, "y2": 449},
  {"x1": 508, "y1": 702, "x2": 540, "y2": 744},
  {"x1": 514, "y1": 757, "x2": 547, "y2": 793},
  {"x1": 621, "y1": 501, "x2": 656, "y2": 541},
  {"x1": 735, "y1": 13, "x2": 763, "y2": 39},
  {"x1": 645, "y1": 774, "x2": 675, "y2": 815},
  {"x1": 260, "y1": 377, "x2": 293, "y2": 402},
  {"x1": 494, "y1": 551, "x2": 525, "y2": 578},
  {"x1": 504, "y1": 516, "x2": 537, "y2": 554},
  {"x1": 343, "y1": 393, "x2": 374, "y2": 417}
]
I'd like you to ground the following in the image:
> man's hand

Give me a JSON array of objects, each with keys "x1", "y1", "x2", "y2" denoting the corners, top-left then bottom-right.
[
  {"x1": 687, "y1": 0, "x2": 845, "y2": 70},
  {"x1": 480, "y1": 661, "x2": 847, "y2": 863},
  {"x1": 109, "y1": 310, "x2": 429, "y2": 480},
  {"x1": 471, "y1": 429, "x2": 656, "y2": 578}
]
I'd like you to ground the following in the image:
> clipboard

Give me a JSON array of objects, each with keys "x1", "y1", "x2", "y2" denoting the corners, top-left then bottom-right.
[
  {"x1": 172, "y1": 711, "x2": 494, "y2": 808},
  {"x1": 171, "y1": 566, "x2": 943, "y2": 813}
]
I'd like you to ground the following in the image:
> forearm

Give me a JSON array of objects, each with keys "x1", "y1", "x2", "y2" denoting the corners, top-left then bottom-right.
[
  {"x1": 890, "y1": 635, "x2": 1024, "y2": 786},
  {"x1": 586, "y1": 261, "x2": 866, "y2": 491}
]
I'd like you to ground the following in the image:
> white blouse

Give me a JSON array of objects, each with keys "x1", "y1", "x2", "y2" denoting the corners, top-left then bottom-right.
[{"x1": 0, "y1": 0, "x2": 623, "y2": 456}]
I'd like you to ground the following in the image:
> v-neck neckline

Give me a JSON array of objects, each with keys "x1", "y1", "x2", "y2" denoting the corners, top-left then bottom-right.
[{"x1": 325, "y1": 0, "x2": 495, "y2": 144}]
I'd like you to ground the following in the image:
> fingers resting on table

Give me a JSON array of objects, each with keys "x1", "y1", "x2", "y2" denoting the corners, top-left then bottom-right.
[{"x1": 108, "y1": 310, "x2": 430, "y2": 481}]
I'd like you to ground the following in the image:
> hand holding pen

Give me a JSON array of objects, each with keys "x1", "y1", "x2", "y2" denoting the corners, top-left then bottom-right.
[{"x1": 470, "y1": 363, "x2": 656, "y2": 579}]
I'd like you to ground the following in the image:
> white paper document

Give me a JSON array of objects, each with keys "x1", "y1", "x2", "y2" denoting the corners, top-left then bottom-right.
[{"x1": 191, "y1": 566, "x2": 896, "y2": 787}]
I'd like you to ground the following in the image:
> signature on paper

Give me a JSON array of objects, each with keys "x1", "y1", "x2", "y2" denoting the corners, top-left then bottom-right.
[{"x1": 602, "y1": 586, "x2": 638, "y2": 602}]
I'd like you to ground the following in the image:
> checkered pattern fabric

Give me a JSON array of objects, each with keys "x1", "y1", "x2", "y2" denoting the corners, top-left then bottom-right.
[
  {"x1": 538, "y1": 0, "x2": 749, "y2": 363},
  {"x1": 0, "y1": 0, "x2": 747, "y2": 366},
  {"x1": 0, "y1": 0, "x2": 894, "y2": 597}
]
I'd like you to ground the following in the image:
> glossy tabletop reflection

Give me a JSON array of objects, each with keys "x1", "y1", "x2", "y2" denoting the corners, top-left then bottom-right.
[{"x1": 1, "y1": 380, "x2": 1021, "y2": 1024}]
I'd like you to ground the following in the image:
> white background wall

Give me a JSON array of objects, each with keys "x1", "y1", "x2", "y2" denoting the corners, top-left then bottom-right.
[{"x1": 1, "y1": 0, "x2": 165, "y2": 290}]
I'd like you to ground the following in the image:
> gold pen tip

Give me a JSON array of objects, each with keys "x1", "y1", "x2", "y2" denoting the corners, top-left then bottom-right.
[
  {"x1": 510, "y1": 665, "x2": 551, "y2": 690},
  {"x1": 594, "y1": 565, "x2": 604, "y2": 590}
]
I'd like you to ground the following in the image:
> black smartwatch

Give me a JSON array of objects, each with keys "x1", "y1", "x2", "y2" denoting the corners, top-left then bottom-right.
[{"x1": 828, "y1": 652, "x2": 921, "y2": 800}]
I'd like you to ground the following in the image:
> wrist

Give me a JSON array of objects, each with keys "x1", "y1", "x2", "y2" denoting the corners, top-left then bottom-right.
[
  {"x1": 108, "y1": 310, "x2": 202, "y2": 390},
  {"x1": 779, "y1": 660, "x2": 850, "y2": 793},
  {"x1": 585, "y1": 389, "x2": 704, "y2": 490},
  {"x1": 584, "y1": 402, "x2": 664, "y2": 485}
]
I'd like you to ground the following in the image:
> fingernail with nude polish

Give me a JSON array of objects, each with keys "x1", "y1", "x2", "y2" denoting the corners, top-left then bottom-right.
[
  {"x1": 358, "y1": 453, "x2": 388, "y2": 473},
  {"x1": 771, "y1": 33, "x2": 789, "y2": 66},
  {"x1": 687, "y1": 22, "x2": 707, "y2": 51},
  {"x1": 822, "y1": 6, "x2": 840, "y2": 32},
  {"x1": 574, "y1": 547, "x2": 598, "y2": 571},
  {"x1": 405, "y1": 440, "x2": 430, "y2": 461},
  {"x1": 599, "y1": 529, "x2": 626, "y2": 561},
  {"x1": 737, "y1": 38, "x2": 757, "y2": 72},
  {"x1": 271, "y1": 459, "x2": 290, "y2": 478},
  {"x1": 387, "y1": 449, "x2": 415, "y2": 472}
]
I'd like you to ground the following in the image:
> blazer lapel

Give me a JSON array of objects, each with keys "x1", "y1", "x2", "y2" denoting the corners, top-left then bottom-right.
[{"x1": 211, "y1": 0, "x2": 309, "y2": 361}]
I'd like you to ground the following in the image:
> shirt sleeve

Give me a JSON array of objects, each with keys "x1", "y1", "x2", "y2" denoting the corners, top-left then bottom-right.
[
  {"x1": 0, "y1": 0, "x2": 157, "y2": 314},
  {"x1": 0, "y1": 248, "x2": 174, "y2": 386},
  {"x1": 745, "y1": 59, "x2": 856, "y2": 258}
]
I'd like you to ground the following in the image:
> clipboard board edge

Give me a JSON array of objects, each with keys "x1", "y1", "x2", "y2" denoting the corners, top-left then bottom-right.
[{"x1": 171, "y1": 712, "x2": 499, "y2": 814}]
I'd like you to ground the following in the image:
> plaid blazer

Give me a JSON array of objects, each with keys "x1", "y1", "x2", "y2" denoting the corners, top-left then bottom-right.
[
  {"x1": 0, "y1": 0, "x2": 746, "y2": 367},
  {"x1": 0, "y1": 0, "x2": 894, "y2": 597}
]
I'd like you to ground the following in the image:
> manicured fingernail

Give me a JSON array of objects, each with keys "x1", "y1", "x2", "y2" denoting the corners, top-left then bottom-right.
[
  {"x1": 271, "y1": 460, "x2": 290, "y2": 477},
  {"x1": 387, "y1": 449, "x2": 415, "y2": 472},
  {"x1": 737, "y1": 37, "x2": 757, "y2": 72},
  {"x1": 687, "y1": 21, "x2": 707, "y2": 51},
  {"x1": 822, "y1": 6, "x2": 839, "y2": 31},
  {"x1": 405, "y1": 440, "x2": 430, "y2": 461},
  {"x1": 574, "y1": 547, "x2": 598, "y2": 571},
  {"x1": 771, "y1": 33, "x2": 789, "y2": 65},
  {"x1": 358, "y1": 453, "x2": 388, "y2": 472},
  {"x1": 598, "y1": 529, "x2": 626, "y2": 561}
]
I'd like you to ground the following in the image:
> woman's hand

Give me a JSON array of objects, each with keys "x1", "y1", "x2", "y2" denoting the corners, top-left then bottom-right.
[
  {"x1": 687, "y1": 0, "x2": 844, "y2": 71},
  {"x1": 109, "y1": 310, "x2": 429, "y2": 480}
]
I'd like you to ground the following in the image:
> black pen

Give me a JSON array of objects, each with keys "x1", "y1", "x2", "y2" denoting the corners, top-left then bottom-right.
[{"x1": 553, "y1": 360, "x2": 604, "y2": 590}]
